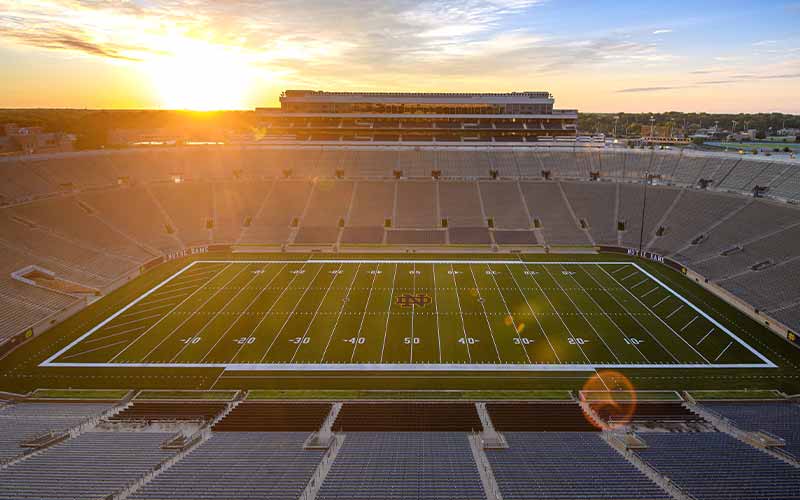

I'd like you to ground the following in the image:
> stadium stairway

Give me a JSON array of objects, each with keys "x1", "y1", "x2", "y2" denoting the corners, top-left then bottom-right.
[{"x1": 602, "y1": 432, "x2": 694, "y2": 500}]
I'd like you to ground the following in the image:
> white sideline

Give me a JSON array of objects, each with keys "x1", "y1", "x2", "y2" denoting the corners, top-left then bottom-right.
[{"x1": 40, "y1": 259, "x2": 776, "y2": 369}]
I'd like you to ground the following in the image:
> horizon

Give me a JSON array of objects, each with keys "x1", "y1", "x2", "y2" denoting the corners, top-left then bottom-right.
[{"x1": 1, "y1": 1, "x2": 799, "y2": 113}]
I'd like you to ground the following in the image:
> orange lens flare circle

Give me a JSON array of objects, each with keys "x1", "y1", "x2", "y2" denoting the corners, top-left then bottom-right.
[{"x1": 582, "y1": 370, "x2": 636, "y2": 430}]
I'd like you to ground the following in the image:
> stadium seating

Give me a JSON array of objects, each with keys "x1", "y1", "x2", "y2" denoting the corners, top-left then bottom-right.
[
  {"x1": 396, "y1": 181, "x2": 438, "y2": 228},
  {"x1": 487, "y1": 432, "x2": 670, "y2": 500},
  {"x1": 589, "y1": 402, "x2": 705, "y2": 428},
  {"x1": 131, "y1": 432, "x2": 325, "y2": 500},
  {"x1": 0, "y1": 402, "x2": 113, "y2": 463},
  {"x1": 520, "y1": 182, "x2": 590, "y2": 245},
  {"x1": 561, "y1": 181, "x2": 618, "y2": 246},
  {"x1": 109, "y1": 401, "x2": 228, "y2": 422},
  {"x1": 213, "y1": 402, "x2": 331, "y2": 432},
  {"x1": 635, "y1": 432, "x2": 800, "y2": 500},
  {"x1": 478, "y1": 181, "x2": 530, "y2": 229},
  {"x1": 699, "y1": 401, "x2": 800, "y2": 460},
  {"x1": 0, "y1": 431, "x2": 175, "y2": 500},
  {"x1": 486, "y1": 402, "x2": 598, "y2": 432},
  {"x1": 2, "y1": 147, "x2": 800, "y2": 339},
  {"x1": 318, "y1": 432, "x2": 486, "y2": 500},
  {"x1": 333, "y1": 403, "x2": 483, "y2": 432}
]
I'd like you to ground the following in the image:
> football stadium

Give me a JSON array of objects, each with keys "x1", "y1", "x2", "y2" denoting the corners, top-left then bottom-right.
[{"x1": 1, "y1": 89, "x2": 800, "y2": 499}]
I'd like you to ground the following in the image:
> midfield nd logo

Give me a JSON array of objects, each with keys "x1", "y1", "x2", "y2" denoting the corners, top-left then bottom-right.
[{"x1": 395, "y1": 293, "x2": 432, "y2": 308}]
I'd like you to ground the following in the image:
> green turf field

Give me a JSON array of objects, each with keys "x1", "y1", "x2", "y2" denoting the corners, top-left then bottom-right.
[{"x1": 41, "y1": 258, "x2": 772, "y2": 371}]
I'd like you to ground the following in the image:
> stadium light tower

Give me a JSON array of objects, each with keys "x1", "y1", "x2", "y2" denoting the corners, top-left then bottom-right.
[
  {"x1": 639, "y1": 170, "x2": 650, "y2": 254},
  {"x1": 649, "y1": 115, "x2": 655, "y2": 141}
]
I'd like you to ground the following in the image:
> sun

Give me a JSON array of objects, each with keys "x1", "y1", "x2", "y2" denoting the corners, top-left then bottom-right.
[{"x1": 146, "y1": 40, "x2": 253, "y2": 110}]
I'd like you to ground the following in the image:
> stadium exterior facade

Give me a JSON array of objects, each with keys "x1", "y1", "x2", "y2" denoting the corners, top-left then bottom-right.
[{"x1": 255, "y1": 90, "x2": 578, "y2": 143}]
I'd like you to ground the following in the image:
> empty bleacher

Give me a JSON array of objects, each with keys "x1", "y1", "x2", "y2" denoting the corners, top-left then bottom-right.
[
  {"x1": 520, "y1": 182, "x2": 590, "y2": 245},
  {"x1": 486, "y1": 402, "x2": 598, "y2": 432},
  {"x1": 3, "y1": 146, "x2": 800, "y2": 340},
  {"x1": 618, "y1": 183, "x2": 681, "y2": 249},
  {"x1": 0, "y1": 431, "x2": 175, "y2": 500},
  {"x1": 131, "y1": 432, "x2": 325, "y2": 500},
  {"x1": 478, "y1": 181, "x2": 530, "y2": 229},
  {"x1": 318, "y1": 432, "x2": 486, "y2": 500},
  {"x1": 386, "y1": 229, "x2": 447, "y2": 245},
  {"x1": 439, "y1": 181, "x2": 485, "y2": 227},
  {"x1": 213, "y1": 402, "x2": 331, "y2": 432},
  {"x1": 561, "y1": 181, "x2": 618, "y2": 245},
  {"x1": 589, "y1": 402, "x2": 705, "y2": 428},
  {"x1": 110, "y1": 401, "x2": 227, "y2": 423},
  {"x1": 487, "y1": 432, "x2": 669, "y2": 500},
  {"x1": 0, "y1": 402, "x2": 112, "y2": 463},
  {"x1": 648, "y1": 189, "x2": 748, "y2": 255},
  {"x1": 396, "y1": 181, "x2": 438, "y2": 228},
  {"x1": 699, "y1": 400, "x2": 800, "y2": 460},
  {"x1": 635, "y1": 432, "x2": 800, "y2": 500},
  {"x1": 333, "y1": 403, "x2": 482, "y2": 432}
]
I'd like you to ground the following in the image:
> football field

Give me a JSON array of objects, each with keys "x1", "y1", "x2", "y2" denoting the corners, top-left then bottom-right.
[{"x1": 42, "y1": 259, "x2": 774, "y2": 371}]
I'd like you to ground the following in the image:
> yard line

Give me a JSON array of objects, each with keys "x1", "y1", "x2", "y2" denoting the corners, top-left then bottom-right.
[
  {"x1": 109, "y1": 263, "x2": 233, "y2": 362},
  {"x1": 620, "y1": 271, "x2": 638, "y2": 281},
  {"x1": 232, "y1": 262, "x2": 312, "y2": 361},
  {"x1": 666, "y1": 305, "x2": 684, "y2": 319},
  {"x1": 349, "y1": 263, "x2": 380, "y2": 363},
  {"x1": 597, "y1": 265, "x2": 710, "y2": 364},
  {"x1": 580, "y1": 264, "x2": 679, "y2": 363},
  {"x1": 641, "y1": 286, "x2": 659, "y2": 298},
  {"x1": 207, "y1": 263, "x2": 288, "y2": 363},
  {"x1": 448, "y1": 264, "x2": 472, "y2": 363},
  {"x1": 485, "y1": 264, "x2": 531, "y2": 364},
  {"x1": 83, "y1": 326, "x2": 146, "y2": 345},
  {"x1": 142, "y1": 266, "x2": 255, "y2": 360},
  {"x1": 630, "y1": 278, "x2": 648, "y2": 289},
  {"x1": 522, "y1": 263, "x2": 591, "y2": 363},
  {"x1": 168, "y1": 262, "x2": 270, "y2": 362},
  {"x1": 714, "y1": 341, "x2": 733, "y2": 362},
  {"x1": 104, "y1": 313, "x2": 163, "y2": 331},
  {"x1": 432, "y1": 263, "x2": 442, "y2": 363},
  {"x1": 379, "y1": 264, "x2": 398, "y2": 363},
  {"x1": 697, "y1": 328, "x2": 715, "y2": 345},
  {"x1": 117, "y1": 302, "x2": 173, "y2": 318},
  {"x1": 258, "y1": 264, "x2": 326, "y2": 363},
  {"x1": 558, "y1": 264, "x2": 648, "y2": 363},
  {"x1": 612, "y1": 266, "x2": 631, "y2": 275},
  {"x1": 652, "y1": 295, "x2": 671, "y2": 308},
  {"x1": 136, "y1": 292, "x2": 194, "y2": 308},
  {"x1": 290, "y1": 263, "x2": 345, "y2": 362},
  {"x1": 410, "y1": 262, "x2": 417, "y2": 363},
  {"x1": 503, "y1": 263, "x2": 560, "y2": 363},
  {"x1": 322, "y1": 263, "x2": 363, "y2": 362},
  {"x1": 150, "y1": 283, "x2": 202, "y2": 297},
  {"x1": 62, "y1": 339, "x2": 131, "y2": 360},
  {"x1": 468, "y1": 264, "x2": 501, "y2": 361},
  {"x1": 680, "y1": 316, "x2": 699, "y2": 332},
  {"x1": 544, "y1": 265, "x2": 620, "y2": 363}
]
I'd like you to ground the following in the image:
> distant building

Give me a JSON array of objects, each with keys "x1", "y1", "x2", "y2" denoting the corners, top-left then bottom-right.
[
  {"x1": 0, "y1": 124, "x2": 75, "y2": 154},
  {"x1": 254, "y1": 90, "x2": 578, "y2": 144}
]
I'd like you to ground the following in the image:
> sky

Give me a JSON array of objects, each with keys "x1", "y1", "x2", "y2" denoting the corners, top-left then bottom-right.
[{"x1": 1, "y1": 0, "x2": 799, "y2": 112}]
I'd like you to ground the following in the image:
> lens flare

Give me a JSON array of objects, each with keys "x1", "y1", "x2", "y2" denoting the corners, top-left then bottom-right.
[{"x1": 581, "y1": 370, "x2": 636, "y2": 430}]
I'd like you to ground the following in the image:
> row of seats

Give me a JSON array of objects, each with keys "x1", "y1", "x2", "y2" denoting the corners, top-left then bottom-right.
[
  {"x1": 2, "y1": 148, "x2": 797, "y2": 204},
  {"x1": 0, "y1": 402, "x2": 113, "y2": 464},
  {"x1": 110, "y1": 401, "x2": 229, "y2": 423}
]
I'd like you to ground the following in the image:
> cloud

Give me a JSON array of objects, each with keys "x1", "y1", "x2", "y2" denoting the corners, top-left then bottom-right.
[
  {"x1": 652, "y1": 29, "x2": 672, "y2": 35},
  {"x1": 616, "y1": 86, "x2": 685, "y2": 93}
]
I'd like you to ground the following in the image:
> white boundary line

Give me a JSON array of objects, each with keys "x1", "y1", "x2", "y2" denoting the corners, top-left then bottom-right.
[
  {"x1": 630, "y1": 262, "x2": 775, "y2": 367},
  {"x1": 40, "y1": 259, "x2": 776, "y2": 370}
]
